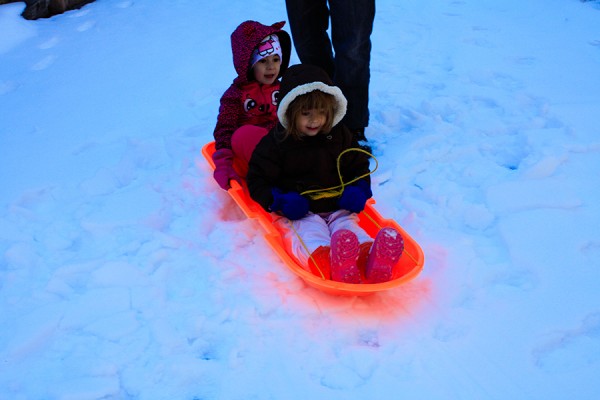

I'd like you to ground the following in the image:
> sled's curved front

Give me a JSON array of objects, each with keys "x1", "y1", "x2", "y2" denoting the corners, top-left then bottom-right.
[{"x1": 202, "y1": 142, "x2": 424, "y2": 296}]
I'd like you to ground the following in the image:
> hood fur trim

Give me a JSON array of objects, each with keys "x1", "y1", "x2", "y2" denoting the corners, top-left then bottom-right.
[{"x1": 277, "y1": 81, "x2": 347, "y2": 129}]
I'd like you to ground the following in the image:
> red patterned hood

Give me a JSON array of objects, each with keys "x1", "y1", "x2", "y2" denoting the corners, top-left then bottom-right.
[{"x1": 230, "y1": 20, "x2": 291, "y2": 84}]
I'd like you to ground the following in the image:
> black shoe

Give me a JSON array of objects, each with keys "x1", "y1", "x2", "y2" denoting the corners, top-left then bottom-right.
[
  {"x1": 352, "y1": 128, "x2": 372, "y2": 153},
  {"x1": 359, "y1": 143, "x2": 372, "y2": 153},
  {"x1": 353, "y1": 128, "x2": 367, "y2": 142}
]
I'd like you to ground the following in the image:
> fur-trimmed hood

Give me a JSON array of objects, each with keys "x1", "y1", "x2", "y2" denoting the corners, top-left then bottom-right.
[
  {"x1": 276, "y1": 64, "x2": 347, "y2": 129},
  {"x1": 230, "y1": 20, "x2": 291, "y2": 84}
]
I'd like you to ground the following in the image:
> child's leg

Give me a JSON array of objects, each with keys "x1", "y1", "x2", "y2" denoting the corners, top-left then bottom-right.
[
  {"x1": 230, "y1": 125, "x2": 268, "y2": 177},
  {"x1": 273, "y1": 213, "x2": 331, "y2": 268},
  {"x1": 365, "y1": 227, "x2": 404, "y2": 283},
  {"x1": 325, "y1": 210, "x2": 372, "y2": 244},
  {"x1": 330, "y1": 229, "x2": 362, "y2": 283},
  {"x1": 326, "y1": 210, "x2": 404, "y2": 283},
  {"x1": 326, "y1": 210, "x2": 373, "y2": 281}
]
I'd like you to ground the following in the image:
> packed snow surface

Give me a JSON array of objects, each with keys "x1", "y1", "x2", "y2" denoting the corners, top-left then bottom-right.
[{"x1": 1, "y1": 0, "x2": 600, "y2": 398}]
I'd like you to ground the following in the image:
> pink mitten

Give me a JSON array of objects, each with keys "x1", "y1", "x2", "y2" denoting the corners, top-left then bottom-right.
[{"x1": 212, "y1": 148, "x2": 241, "y2": 190}]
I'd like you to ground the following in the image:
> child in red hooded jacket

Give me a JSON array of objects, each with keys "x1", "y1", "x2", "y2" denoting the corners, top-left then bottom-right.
[{"x1": 212, "y1": 20, "x2": 291, "y2": 190}]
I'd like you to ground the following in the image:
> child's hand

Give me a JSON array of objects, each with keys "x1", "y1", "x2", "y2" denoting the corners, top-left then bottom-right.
[
  {"x1": 339, "y1": 179, "x2": 372, "y2": 213},
  {"x1": 212, "y1": 149, "x2": 242, "y2": 190},
  {"x1": 271, "y1": 189, "x2": 309, "y2": 220}
]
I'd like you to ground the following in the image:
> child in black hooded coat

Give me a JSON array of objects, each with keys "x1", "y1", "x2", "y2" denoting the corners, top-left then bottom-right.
[{"x1": 247, "y1": 64, "x2": 403, "y2": 284}]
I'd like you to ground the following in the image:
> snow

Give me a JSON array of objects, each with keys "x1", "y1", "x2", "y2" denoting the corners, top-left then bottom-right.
[{"x1": 1, "y1": 0, "x2": 600, "y2": 398}]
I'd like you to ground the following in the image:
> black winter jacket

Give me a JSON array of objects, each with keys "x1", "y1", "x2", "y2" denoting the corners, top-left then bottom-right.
[{"x1": 247, "y1": 124, "x2": 372, "y2": 214}]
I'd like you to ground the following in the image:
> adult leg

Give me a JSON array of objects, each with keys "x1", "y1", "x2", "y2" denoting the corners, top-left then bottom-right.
[
  {"x1": 284, "y1": 0, "x2": 335, "y2": 78},
  {"x1": 328, "y1": 0, "x2": 375, "y2": 131}
]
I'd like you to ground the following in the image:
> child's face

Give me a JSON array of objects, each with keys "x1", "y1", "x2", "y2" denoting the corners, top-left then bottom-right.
[
  {"x1": 295, "y1": 108, "x2": 328, "y2": 137},
  {"x1": 252, "y1": 54, "x2": 281, "y2": 85}
]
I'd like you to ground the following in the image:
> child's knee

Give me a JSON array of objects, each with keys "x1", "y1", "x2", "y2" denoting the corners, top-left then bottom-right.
[{"x1": 231, "y1": 125, "x2": 268, "y2": 163}]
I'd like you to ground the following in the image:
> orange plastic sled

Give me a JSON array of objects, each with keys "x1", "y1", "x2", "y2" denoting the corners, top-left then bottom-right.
[{"x1": 202, "y1": 142, "x2": 424, "y2": 296}]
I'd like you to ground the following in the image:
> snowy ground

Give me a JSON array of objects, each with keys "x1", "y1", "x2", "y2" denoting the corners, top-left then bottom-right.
[{"x1": 1, "y1": 0, "x2": 600, "y2": 399}]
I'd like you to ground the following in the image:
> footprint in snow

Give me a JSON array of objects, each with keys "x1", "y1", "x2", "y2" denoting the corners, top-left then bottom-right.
[
  {"x1": 31, "y1": 55, "x2": 57, "y2": 71},
  {"x1": 117, "y1": 1, "x2": 134, "y2": 8},
  {"x1": 489, "y1": 267, "x2": 538, "y2": 292},
  {"x1": 38, "y1": 36, "x2": 60, "y2": 50},
  {"x1": 532, "y1": 312, "x2": 600, "y2": 373},
  {"x1": 76, "y1": 20, "x2": 96, "y2": 32}
]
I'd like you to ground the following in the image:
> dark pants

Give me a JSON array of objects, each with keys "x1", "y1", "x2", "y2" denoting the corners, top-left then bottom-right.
[{"x1": 285, "y1": 0, "x2": 375, "y2": 131}]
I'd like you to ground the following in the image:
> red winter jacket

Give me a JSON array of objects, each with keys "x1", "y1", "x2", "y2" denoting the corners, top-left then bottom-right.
[{"x1": 213, "y1": 21, "x2": 291, "y2": 151}]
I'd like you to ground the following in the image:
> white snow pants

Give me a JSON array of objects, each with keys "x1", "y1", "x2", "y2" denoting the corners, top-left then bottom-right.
[{"x1": 274, "y1": 210, "x2": 373, "y2": 269}]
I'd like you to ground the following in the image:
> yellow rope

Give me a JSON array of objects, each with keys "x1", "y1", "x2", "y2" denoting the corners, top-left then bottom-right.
[
  {"x1": 403, "y1": 248, "x2": 419, "y2": 264},
  {"x1": 300, "y1": 147, "x2": 378, "y2": 200},
  {"x1": 361, "y1": 210, "x2": 382, "y2": 230}
]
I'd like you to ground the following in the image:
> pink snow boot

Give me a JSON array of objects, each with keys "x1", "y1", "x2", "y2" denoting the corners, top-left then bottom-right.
[
  {"x1": 330, "y1": 229, "x2": 362, "y2": 284},
  {"x1": 365, "y1": 227, "x2": 404, "y2": 283}
]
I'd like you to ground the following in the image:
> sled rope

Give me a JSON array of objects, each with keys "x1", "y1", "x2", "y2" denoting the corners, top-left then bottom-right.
[{"x1": 300, "y1": 147, "x2": 378, "y2": 200}]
